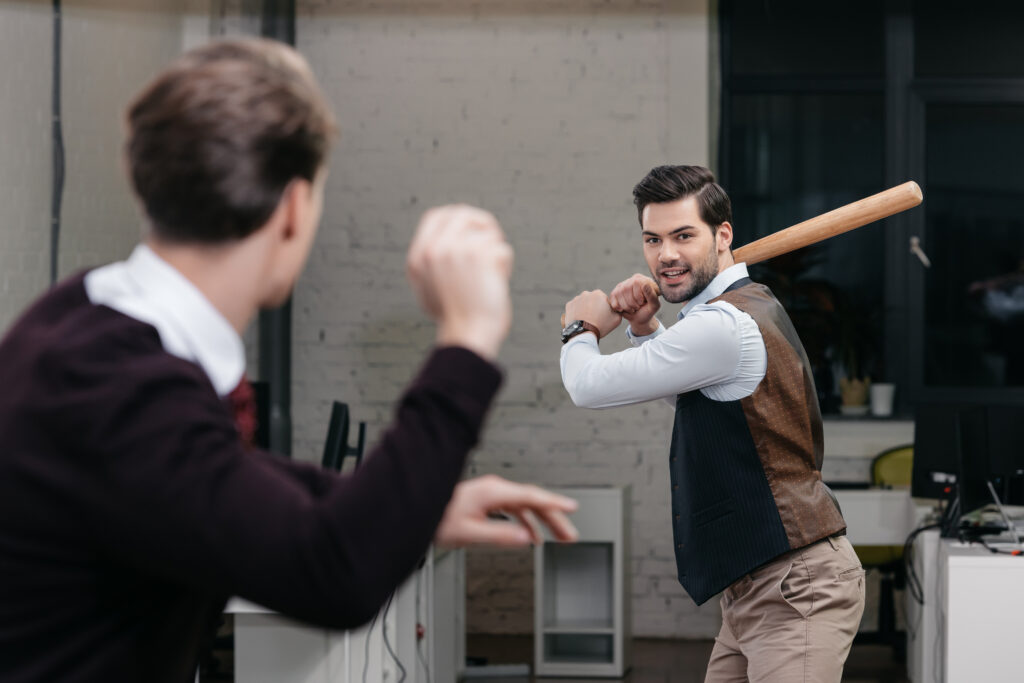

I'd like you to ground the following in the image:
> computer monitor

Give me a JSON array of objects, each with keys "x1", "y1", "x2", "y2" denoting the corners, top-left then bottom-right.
[
  {"x1": 911, "y1": 402, "x2": 964, "y2": 498},
  {"x1": 321, "y1": 401, "x2": 366, "y2": 472},
  {"x1": 955, "y1": 405, "x2": 992, "y2": 517},
  {"x1": 251, "y1": 380, "x2": 271, "y2": 451},
  {"x1": 986, "y1": 404, "x2": 1024, "y2": 505}
]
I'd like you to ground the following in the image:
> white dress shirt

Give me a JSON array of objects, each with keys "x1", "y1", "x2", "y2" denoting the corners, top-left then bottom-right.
[
  {"x1": 560, "y1": 263, "x2": 767, "y2": 408},
  {"x1": 83, "y1": 244, "x2": 246, "y2": 398}
]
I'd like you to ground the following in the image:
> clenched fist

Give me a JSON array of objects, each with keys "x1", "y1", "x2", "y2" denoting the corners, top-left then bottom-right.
[
  {"x1": 406, "y1": 205, "x2": 513, "y2": 360},
  {"x1": 608, "y1": 274, "x2": 661, "y2": 336},
  {"x1": 562, "y1": 290, "x2": 622, "y2": 340}
]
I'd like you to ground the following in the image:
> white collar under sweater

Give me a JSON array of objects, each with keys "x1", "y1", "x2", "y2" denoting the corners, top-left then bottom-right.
[{"x1": 83, "y1": 244, "x2": 245, "y2": 398}]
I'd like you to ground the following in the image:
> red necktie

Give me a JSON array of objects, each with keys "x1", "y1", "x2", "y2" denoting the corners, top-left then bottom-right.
[{"x1": 226, "y1": 376, "x2": 257, "y2": 449}]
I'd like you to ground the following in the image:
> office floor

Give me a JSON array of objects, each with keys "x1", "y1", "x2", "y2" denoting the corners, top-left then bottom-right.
[{"x1": 466, "y1": 635, "x2": 910, "y2": 683}]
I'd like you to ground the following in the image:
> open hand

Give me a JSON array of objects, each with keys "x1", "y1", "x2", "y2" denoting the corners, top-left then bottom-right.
[{"x1": 434, "y1": 475, "x2": 579, "y2": 548}]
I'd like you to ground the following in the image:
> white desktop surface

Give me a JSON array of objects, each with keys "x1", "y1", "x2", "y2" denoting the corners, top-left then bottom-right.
[{"x1": 224, "y1": 597, "x2": 268, "y2": 614}]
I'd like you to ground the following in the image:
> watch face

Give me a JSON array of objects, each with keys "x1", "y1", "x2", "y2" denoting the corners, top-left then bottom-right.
[{"x1": 561, "y1": 320, "x2": 584, "y2": 342}]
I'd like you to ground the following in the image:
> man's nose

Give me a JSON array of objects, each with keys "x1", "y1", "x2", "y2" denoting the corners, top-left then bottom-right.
[{"x1": 660, "y1": 240, "x2": 681, "y2": 263}]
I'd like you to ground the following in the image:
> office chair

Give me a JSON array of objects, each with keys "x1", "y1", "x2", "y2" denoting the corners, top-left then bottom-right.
[{"x1": 852, "y1": 444, "x2": 913, "y2": 658}]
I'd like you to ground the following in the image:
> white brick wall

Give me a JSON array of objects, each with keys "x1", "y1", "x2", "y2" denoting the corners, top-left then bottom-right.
[
  {"x1": 0, "y1": 3, "x2": 54, "y2": 331},
  {"x1": 0, "y1": 0, "x2": 209, "y2": 334},
  {"x1": 295, "y1": 0, "x2": 717, "y2": 637},
  {"x1": 58, "y1": 1, "x2": 187, "y2": 275}
]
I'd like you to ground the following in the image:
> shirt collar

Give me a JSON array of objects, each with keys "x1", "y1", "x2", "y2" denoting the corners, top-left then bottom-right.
[
  {"x1": 678, "y1": 262, "x2": 750, "y2": 319},
  {"x1": 83, "y1": 244, "x2": 246, "y2": 397}
]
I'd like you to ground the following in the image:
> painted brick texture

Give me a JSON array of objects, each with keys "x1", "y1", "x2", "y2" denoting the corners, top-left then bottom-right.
[{"x1": 294, "y1": 0, "x2": 718, "y2": 637}]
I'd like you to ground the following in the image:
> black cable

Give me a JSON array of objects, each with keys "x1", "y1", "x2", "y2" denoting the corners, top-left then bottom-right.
[
  {"x1": 903, "y1": 521, "x2": 941, "y2": 606},
  {"x1": 416, "y1": 636, "x2": 431, "y2": 683},
  {"x1": 415, "y1": 567, "x2": 431, "y2": 683},
  {"x1": 382, "y1": 593, "x2": 405, "y2": 683},
  {"x1": 361, "y1": 608, "x2": 380, "y2": 683},
  {"x1": 901, "y1": 520, "x2": 942, "y2": 646},
  {"x1": 978, "y1": 537, "x2": 1024, "y2": 556},
  {"x1": 50, "y1": 0, "x2": 65, "y2": 286}
]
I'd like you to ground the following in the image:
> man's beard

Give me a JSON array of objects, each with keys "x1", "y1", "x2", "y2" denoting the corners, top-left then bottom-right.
[{"x1": 657, "y1": 242, "x2": 720, "y2": 304}]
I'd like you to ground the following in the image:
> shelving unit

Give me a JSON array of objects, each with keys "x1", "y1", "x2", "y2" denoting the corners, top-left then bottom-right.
[{"x1": 534, "y1": 486, "x2": 631, "y2": 678}]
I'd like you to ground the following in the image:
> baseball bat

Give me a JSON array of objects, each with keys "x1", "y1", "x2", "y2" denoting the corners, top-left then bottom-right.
[
  {"x1": 729, "y1": 180, "x2": 922, "y2": 268},
  {"x1": 562, "y1": 181, "x2": 923, "y2": 326}
]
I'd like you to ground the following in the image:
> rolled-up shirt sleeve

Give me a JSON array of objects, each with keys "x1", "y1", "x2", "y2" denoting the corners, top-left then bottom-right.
[{"x1": 559, "y1": 302, "x2": 766, "y2": 409}]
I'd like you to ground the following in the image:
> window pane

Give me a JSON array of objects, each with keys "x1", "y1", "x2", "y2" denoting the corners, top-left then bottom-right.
[
  {"x1": 915, "y1": 1, "x2": 1024, "y2": 78},
  {"x1": 727, "y1": 94, "x2": 885, "y2": 411},
  {"x1": 728, "y1": 0, "x2": 884, "y2": 78},
  {"x1": 923, "y1": 104, "x2": 1024, "y2": 387}
]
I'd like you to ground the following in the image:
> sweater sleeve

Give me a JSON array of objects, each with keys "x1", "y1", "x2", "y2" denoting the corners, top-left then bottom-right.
[{"x1": 81, "y1": 346, "x2": 501, "y2": 630}]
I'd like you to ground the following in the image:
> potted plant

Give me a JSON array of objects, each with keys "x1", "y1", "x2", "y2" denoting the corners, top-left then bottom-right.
[{"x1": 833, "y1": 290, "x2": 877, "y2": 415}]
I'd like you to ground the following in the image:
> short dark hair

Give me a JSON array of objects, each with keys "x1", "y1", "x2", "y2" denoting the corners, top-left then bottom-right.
[
  {"x1": 125, "y1": 38, "x2": 337, "y2": 244},
  {"x1": 631, "y1": 165, "x2": 732, "y2": 232}
]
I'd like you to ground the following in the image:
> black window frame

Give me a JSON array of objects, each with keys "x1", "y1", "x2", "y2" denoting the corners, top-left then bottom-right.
[{"x1": 718, "y1": 0, "x2": 1024, "y2": 414}]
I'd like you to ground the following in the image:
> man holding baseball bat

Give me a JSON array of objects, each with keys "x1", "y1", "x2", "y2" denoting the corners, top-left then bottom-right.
[{"x1": 560, "y1": 165, "x2": 865, "y2": 682}]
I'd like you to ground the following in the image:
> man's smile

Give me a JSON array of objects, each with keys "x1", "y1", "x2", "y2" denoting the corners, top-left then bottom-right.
[{"x1": 659, "y1": 267, "x2": 690, "y2": 286}]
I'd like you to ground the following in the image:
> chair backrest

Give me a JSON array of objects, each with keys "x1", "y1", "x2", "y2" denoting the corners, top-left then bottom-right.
[{"x1": 872, "y1": 444, "x2": 914, "y2": 488}]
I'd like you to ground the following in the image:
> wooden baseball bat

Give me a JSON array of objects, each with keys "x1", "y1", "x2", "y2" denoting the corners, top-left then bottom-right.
[
  {"x1": 729, "y1": 180, "x2": 922, "y2": 268},
  {"x1": 562, "y1": 181, "x2": 923, "y2": 326},
  {"x1": 641, "y1": 181, "x2": 923, "y2": 300}
]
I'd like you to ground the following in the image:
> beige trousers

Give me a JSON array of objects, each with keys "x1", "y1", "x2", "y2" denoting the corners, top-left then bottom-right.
[{"x1": 704, "y1": 535, "x2": 866, "y2": 683}]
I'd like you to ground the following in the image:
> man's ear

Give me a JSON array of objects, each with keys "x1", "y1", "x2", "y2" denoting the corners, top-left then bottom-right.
[
  {"x1": 716, "y1": 221, "x2": 734, "y2": 252},
  {"x1": 279, "y1": 179, "x2": 310, "y2": 242}
]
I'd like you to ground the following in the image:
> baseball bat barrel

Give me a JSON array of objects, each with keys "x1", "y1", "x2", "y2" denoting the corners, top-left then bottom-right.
[
  {"x1": 562, "y1": 181, "x2": 922, "y2": 325},
  {"x1": 731, "y1": 181, "x2": 923, "y2": 266}
]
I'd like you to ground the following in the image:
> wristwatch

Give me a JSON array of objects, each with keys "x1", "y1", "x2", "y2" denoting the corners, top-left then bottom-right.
[{"x1": 561, "y1": 320, "x2": 600, "y2": 344}]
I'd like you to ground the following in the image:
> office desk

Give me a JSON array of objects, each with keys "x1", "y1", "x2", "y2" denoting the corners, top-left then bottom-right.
[
  {"x1": 226, "y1": 548, "x2": 464, "y2": 683},
  {"x1": 907, "y1": 532, "x2": 1024, "y2": 683},
  {"x1": 939, "y1": 540, "x2": 1024, "y2": 683}
]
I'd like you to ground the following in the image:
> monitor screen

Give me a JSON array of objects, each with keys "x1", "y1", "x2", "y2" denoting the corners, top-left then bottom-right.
[
  {"x1": 322, "y1": 401, "x2": 351, "y2": 471},
  {"x1": 987, "y1": 405, "x2": 1024, "y2": 477},
  {"x1": 986, "y1": 404, "x2": 1024, "y2": 506},
  {"x1": 321, "y1": 401, "x2": 365, "y2": 472},
  {"x1": 955, "y1": 406, "x2": 992, "y2": 517},
  {"x1": 251, "y1": 380, "x2": 271, "y2": 451},
  {"x1": 911, "y1": 402, "x2": 963, "y2": 498}
]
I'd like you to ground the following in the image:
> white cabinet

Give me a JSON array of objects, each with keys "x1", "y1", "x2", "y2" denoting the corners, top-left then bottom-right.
[
  {"x1": 228, "y1": 547, "x2": 463, "y2": 683},
  {"x1": 534, "y1": 486, "x2": 631, "y2": 678}
]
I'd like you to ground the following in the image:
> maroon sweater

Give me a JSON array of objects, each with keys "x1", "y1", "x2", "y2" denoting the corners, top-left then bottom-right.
[{"x1": 0, "y1": 274, "x2": 502, "y2": 682}]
